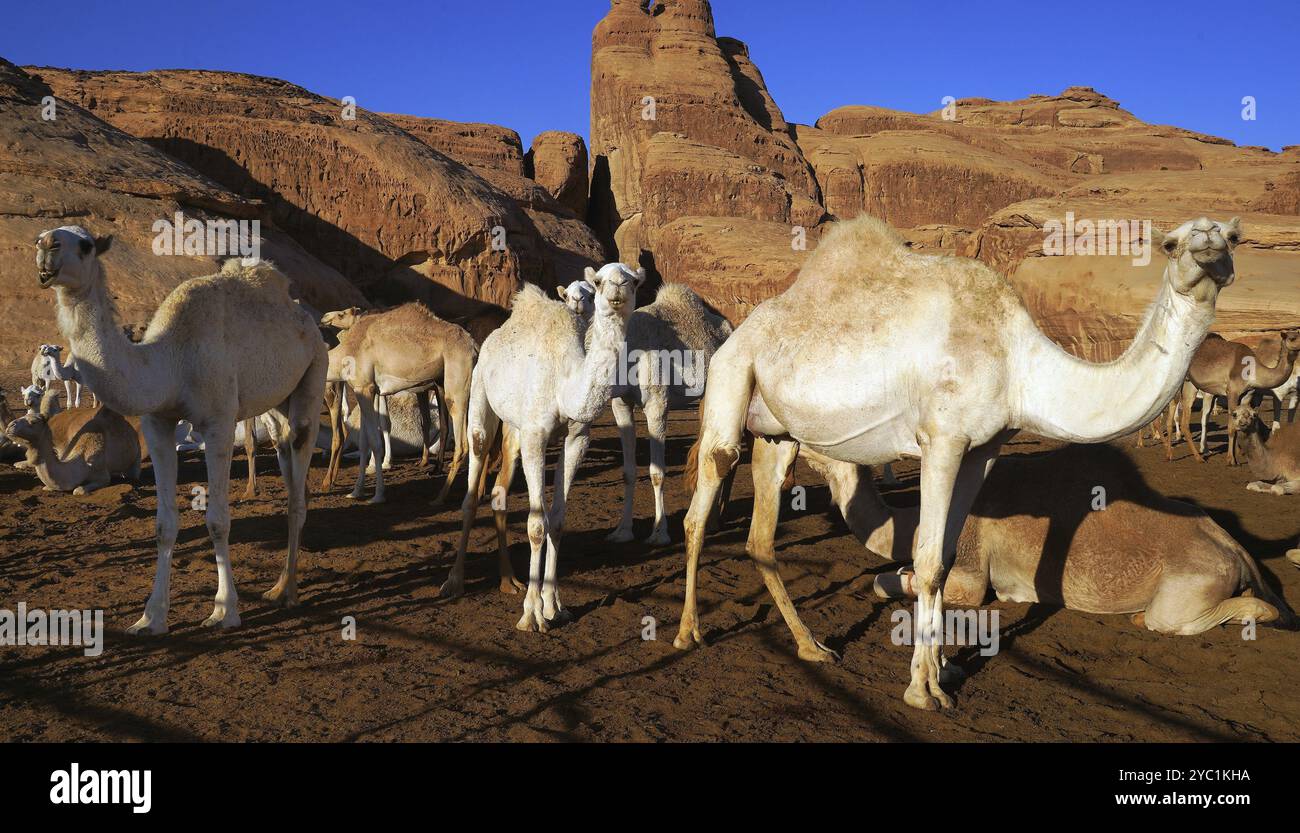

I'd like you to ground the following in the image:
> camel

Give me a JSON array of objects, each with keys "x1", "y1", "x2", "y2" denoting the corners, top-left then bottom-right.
[
  {"x1": 557, "y1": 279, "x2": 595, "y2": 317},
  {"x1": 36, "y1": 225, "x2": 327, "y2": 633},
  {"x1": 442, "y1": 265, "x2": 643, "y2": 631},
  {"x1": 0, "y1": 388, "x2": 20, "y2": 463},
  {"x1": 606, "y1": 283, "x2": 732, "y2": 545},
  {"x1": 5, "y1": 408, "x2": 141, "y2": 494},
  {"x1": 44, "y1": 344, "x2": 97, "y2": 409},
  {"x1": 834, "y1": 445, "x2": 1295, "y2": 634},
  {"x1": 326, "y1": 303, "x2": 475, "y2": 504},
  {"x1": 1165, "y1": 330, "x2": 1300, "y2": 464},
  {"x1": 1231, "y1": 404, "x2": 1300, "y2": 495},
  {"x1": 30, "y1": 344, "x2": 60, "y2": 390},
  {"x1": 676, "y1": 214, "x2": 1240, "y2": 710}
]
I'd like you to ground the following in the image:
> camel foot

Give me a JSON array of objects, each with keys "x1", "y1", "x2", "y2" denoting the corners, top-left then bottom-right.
[
  {"x1": 262, "y1": 581, "x2": 298, "y2": 608},
  {"x1": 368, "y1": 493, "x2": 386, "y2": 505},
  {"x1": 673, "y1": 620, "x2": 702, "y2": 651},
  {"x1": 437, "y1": 576, "x2": 464, "y2": 601},
  {"x1": 1131, "y1": 611, "x2": 1146, "y2": 628},
  {"x1": 797, "y1": 640, "x2": 840, "y2": 663},
  {"x1": 643, "y1": 527, "x2": 672, "y2": 547},
  {"x1": 498, "y1": 575, "x2": 525, "y2": 595},
  {"x1": 1286, "y1": 550, "x2": 1300, "y2": 569},
  {"x1": 201, "y1": 605, "x2": 241, "y2": 629},
  {"x1": 125, "y1": 611, "x2": 168, "y2": 636},
  {"x1": 605, "y1": 527, "x2": 634, "y2": 544},
  {"x1": 516, "y1": 597, "x2": 548, "y2": 633},
  {"x1": 348, "y1": 488, "x2": 365, "y2": 501},
  {"x1": 72, "y1": 486, "x2": 87, "y2": 496},
  {"x1": 903, "y1": 681, "x2": 954, "y2": 711}
]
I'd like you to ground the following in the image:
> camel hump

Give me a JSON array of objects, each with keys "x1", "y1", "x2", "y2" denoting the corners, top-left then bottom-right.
[
  {"x1": 509, "y1": 283, "x2": 578, "y2": 333},
  {"x1": 815, "y1": 213, "x2": 908, "y2": 256},
  {"x1": 219, "y1": 258, "x2": 292, "y2": 296}
]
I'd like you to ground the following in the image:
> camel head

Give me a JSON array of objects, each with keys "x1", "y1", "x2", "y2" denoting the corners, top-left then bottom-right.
[
  {"x1": 321, "y1": 307, "x2": 364, "y2": 329},
  {"x1": 1280, "y1": 328, "x2": 1300, "y2": 356},
  {"x1": 583, "y1": 263, "x2": 644, "y2": 321},
  {"x1": 556, "y1": 280, "x2": 596, "y2": 318},
  {"x1": 1230, "y1": 403, "x2": 1260, "y2": 434},
  {"x1": 35, "y1": 226, "x2": 112, "y2": 293},
  {"x1": 39, "y1": 343, "x2": 62, "y2": 359},
  {"x1": 1157, "y1": 217, "x2": 1240, "y2": 304},
  {"x1": 20, "y1": 384, "x2": 43, "y2": 412},
  {"x1": 3, "y1": 412, "x2": 44, "y2": 447}
]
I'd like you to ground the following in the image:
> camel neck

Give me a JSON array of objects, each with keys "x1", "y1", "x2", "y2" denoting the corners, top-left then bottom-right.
[
  {"x1": 1012, "y1": 272, "x2": 1216, "y2": 442},
  {"x1": 56, "y1": 273, "x2": 171, "y2": 416},
  {"x1": 562, "y1": 309, "x2": 627, "y2": 424}
]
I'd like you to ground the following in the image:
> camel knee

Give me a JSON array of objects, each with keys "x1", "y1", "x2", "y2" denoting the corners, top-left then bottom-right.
[
  {"x1": 649, "y1": 470, "x2": 664, "y2": 489},
  {"x1": 205, "y1": 516, "x2": 231, "y2": 542},
  {"x1": 708, "y1": 444, "x2": 740, "y2": 480},
  {"x1": 527, "y1": 512, "x2": 545, "y2": 547}
]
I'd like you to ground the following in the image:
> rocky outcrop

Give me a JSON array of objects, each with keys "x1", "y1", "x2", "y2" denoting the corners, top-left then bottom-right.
[
  {"x1": 526, "y1": 131, "x2": 589, "y2": 220},
  {"x1": 33, "y1": 67, "x2": 603, "y2": 311},
  {"x1": 379, "y1": 114, "x2": 526, "y2": 176},
  {"x1": 590, "y1": 0, "x2": 818, "y2": 264},
  {"x1": 0, "y1": 60, "x2": 364, "y2": 376}
]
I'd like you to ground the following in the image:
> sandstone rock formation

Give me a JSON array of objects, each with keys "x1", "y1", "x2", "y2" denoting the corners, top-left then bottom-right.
[
  {"x1": 0, "y1": 59, "x2": 364, "y2": 376},
  {"x1": 525, "y1": 131, "x2": 589, "y2": 220},
  {"x1": 34, "y1": 67, "x2": 604, "y2": 314}
]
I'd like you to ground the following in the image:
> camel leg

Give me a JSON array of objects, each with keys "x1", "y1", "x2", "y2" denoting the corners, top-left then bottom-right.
[
  {"x1": 351, "y1": 393, "x2": 385, "y2": 503},
  {"x1": 379, "y1": 395, "x2": 393, "y2": 471},
  {"x1": 1226, "y1": 388, "x2": 1243, "y2": 466},
  {"x1": 644, "y1": 391, "x2": 672, "y2": 546},
  {"x1": 241, "y1": 417, "x2": 257, "y2": 501},
  {"x1": 905, "y1": 433, "x2": 1004, "y2": 711},
  {"x1": 537, "y1": 423, "x2": 590, "y2": 625},
  {"x1": 606, "y1": 395, "x2": 638, "y2": 543},
  {"x1": 746, "y1": 437, "x2": 837, "y2": 662},
  {"x1": 193, "y1": 419, "x2": 240, "y2": 629},
  {"x1": 127, "y1": 415, "x2": 181, "y2": 635},
  {"x1": 436, "y1": 385, "x2": 468, "y2": 504},
  {"x1": 441, "y1": 372, "x2": 495, "y2": 600},
  {"x1": 417, "y1": 390, "x2": 431, "y2": 468},
  {"x1": 492, "y1": 424, "x2": 524, "y2": 594},
  {"x1": 321, "y1": 382, "x2": 344, "y2": 492},
  {"x1": 673, "y1": 350, "x2": 750, "y2": 651},
  {"x1": 515, "y1": 430, "x2": 552, "y2": 632},
  {"x1": 1177, "y1": 383, "x2": 1203, "y2": 463},
  {"x1": 435, "y1": 383, "x2": 449, "y2": 478},
  {"x1": 1143, "y1": 578, "x2": 1279, "y2": 635},
  {"x1": 263, "y1": 375, "x2": 322, "y2": 607},
  {"x1": 1198, "y1": 393, "x2": 1211, "y2": 455}
]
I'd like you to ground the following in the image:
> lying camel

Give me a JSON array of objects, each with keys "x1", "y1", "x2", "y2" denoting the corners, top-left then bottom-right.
[
  {"x1": 5, "y1": 408, "x2": 141, "y2": 494},
  {"x1": 1231, "y1": 404, "x2": 1300, "y2": 495},
  {"x1": 801, "y1": 443, "x2": 1294, "y2": 635}
]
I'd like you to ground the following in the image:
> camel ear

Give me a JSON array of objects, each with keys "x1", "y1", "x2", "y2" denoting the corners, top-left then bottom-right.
[
  {"x1": 556, "y1": 285, "x2": 568, "y2": 301},
  {"x1": 584, "y1": 266, "x2": 599, "y2": 286},
  {"x1": 94, "y1": 234, "x2": 113, "y2": 255},
  {"x1": 633, "y1": 266, "x2": 647, "y2": 286},
  {"x1": 1224, "y1": 217, "x2": 1242, "y2": 245}
]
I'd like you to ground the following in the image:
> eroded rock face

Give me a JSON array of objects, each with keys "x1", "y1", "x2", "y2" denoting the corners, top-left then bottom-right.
[
  {"x1": 590, "y1": 0, "x2": 818, "y2": 262},
  {"x1": 526, "y1": 131, "x2": 590, "y2": 220},
  {"x1": 0, "y1": 60, "x2": 364, "y2": 376},
  {"x1": 33, "y1": 67, "x2": 600, "y2": 310},
  {"x1": 380, "y1": 114, "x2": 526, "y2": 176}
]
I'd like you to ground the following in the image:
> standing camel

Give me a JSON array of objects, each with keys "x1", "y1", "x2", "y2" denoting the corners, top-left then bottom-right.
[
  {"x1": 1165, "y1": 330, "x2": 1300, "y2": 464},
  {"x1": 327, "y1": 303, "x2": 475, "y2": 504},
  {"x1": 676, "y1": 214, "x2": 1239, "y2": 710},
  {"x1": 442, "y1": 265, "x2": 643, "y2": 631},
  {"x1": 36, "y1": 226, "x2": 327, "y2": 633},
  {"x1": 44, "y1": 344, "x2": 97, "y2": 409},
  {"x1": 606, "y1": 283, "x2": 732, "y2": 545}
]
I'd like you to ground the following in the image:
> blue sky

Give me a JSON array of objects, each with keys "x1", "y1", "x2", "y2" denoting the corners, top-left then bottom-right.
[{"x1": 3, "y1": 0, "x2": 1296, "y2": 151}]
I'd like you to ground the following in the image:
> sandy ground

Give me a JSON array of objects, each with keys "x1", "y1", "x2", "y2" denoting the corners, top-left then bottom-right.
[{"x1": 1, "y1": 405, "x2": 1298, "y2": 742}]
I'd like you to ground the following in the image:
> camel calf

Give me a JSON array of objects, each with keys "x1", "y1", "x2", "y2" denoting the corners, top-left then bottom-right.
[
  {"x1": 5, "y1": 408, "x2": 141, "y2": 494},
  {"x1": 803, "y1": 444, "x2": 1294, "y2": 636}
]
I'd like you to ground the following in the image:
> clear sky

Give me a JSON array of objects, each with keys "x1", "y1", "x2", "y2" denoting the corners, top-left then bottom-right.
[{"x1": 2, "y1": 0, "x2": 1296, "y2": 151}]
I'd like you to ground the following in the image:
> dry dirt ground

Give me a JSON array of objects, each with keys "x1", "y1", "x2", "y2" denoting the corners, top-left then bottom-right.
[{"x1": 1, "y1": 406, "x2": 1298, "y2": 742}]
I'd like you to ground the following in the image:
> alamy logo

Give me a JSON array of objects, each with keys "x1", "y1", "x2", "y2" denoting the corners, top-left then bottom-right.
[
  {"x1": 608, "y1": 345, "x2": 706, "y2": 396},
  {"x1": 0, "y1": 603, "x2": 102, "y2": 657},
  {"x1": 50, "y1": 764, "x2": 151, "y2": 814},
  {"x1": 151, "y1": 212, "x2": 261, "y2": 263},
  {"x1": 1042, "y1": 212, "x2": 1153, "y2": 266}
]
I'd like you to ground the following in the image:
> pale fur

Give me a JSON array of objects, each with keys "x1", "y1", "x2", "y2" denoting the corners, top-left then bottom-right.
[
  {"x1": 37, "y1": 227, "x2": 328, "y2": 634},
  {"x1": 674, "y1": 213, "x2": 1241, "y2": 711},
  {"x1": 5, "y1": 408, "x2": 141, "y2": 494},
  {"x1": 1233, "y1": 405, "x2": 1300, "y2": 495},
  {"x1": 443, "y1": 265, "x2": 643, "y2": 630}
]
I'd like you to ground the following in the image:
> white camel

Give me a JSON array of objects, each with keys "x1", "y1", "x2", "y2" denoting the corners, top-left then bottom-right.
[
  {"x1": 606, "y1": 283, "x2": 732, "y2": 545},
  {"x1": 557, "y1": 279, "x2": 595, "y2": 318},
  {"x1": 676, "y1": 214, "x2": 1240, "y2": 710},
  {"x1": 43, "y1": 344, "x2": 96, "y2": 409},
  {"x1": 36, "y1": 226, "x2": 328, "y2": 633},
  {"x1": 442, "y1": 264, "x2": 643, "y2": 631}
]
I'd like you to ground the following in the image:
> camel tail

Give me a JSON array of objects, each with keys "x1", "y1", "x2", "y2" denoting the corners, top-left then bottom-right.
[{"x1": 1231, "y1": 538, "x2": 1298, "y2": 628}]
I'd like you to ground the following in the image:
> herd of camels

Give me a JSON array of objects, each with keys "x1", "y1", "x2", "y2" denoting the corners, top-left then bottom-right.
[{"x1": 7, "y1": 215, "x2": 1300, "y2": 711}]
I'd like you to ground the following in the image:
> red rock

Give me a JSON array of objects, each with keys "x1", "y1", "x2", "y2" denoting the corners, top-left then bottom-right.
[{"x1": 525, "y1": 131, "x2": 589, "y2": 220}]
